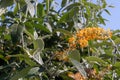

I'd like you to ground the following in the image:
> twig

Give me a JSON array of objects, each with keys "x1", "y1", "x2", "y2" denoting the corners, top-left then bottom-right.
[
  {"x1": 49, "y1": 61, "x2": 65, "y2": 79},
  {"x1": 109, "y1": 38, "x2": 120, "y2": 54},
  {"x1": 109, "y1": 38, "x2": 120, "y2": 79}
]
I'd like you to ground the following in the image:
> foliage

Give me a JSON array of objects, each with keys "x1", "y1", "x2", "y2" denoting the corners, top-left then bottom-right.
[{"x1": 0, "y1": 0, "x2": 120, "y2": 80}]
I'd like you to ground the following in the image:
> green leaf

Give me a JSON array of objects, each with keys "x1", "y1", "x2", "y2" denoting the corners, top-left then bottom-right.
[
  {"x1": 62, "y1": 2, "x2": 81, "y2": 11},
  {"x1": 0, "y1": 7, "x2": 6, "y2": 16},
  {"x1": 55, "y1": 29, "x2": 73, "y2": 37},
  {"x1": 0, "y1": 0, "x2": 14, "y2": 16},
  {"x1": 46, "y1": 0, "x2": 49, "y2": 14},
  {"x1": 100, "y1": 53, "x2": 114, "y2": 59},
  {"x1": 4, "y1": 34, "x2": 11, "y2": 40},
  {"x1": 85, "y1": 2, "x2": 100, "y2": 9},
  {"x1": 10, "y1": 67, "x2": 32, "y2": 80},
  {"x1": 108, "y1": 5, "x2": 114, "y2": 8},
  {"x1": 115, "y1": 69, "x2": 120, "y2": 77},
  {"x1": 37, "y1": 3, "x2": 45, "y2": 17},
  {"x1": 0, "y1": 54, "x2": 8, "y2": 62},
  {"x1": 25, "y1": 0, "x2": 35, "y2": 17},
  {"x1": 59, "y1": 7, "x2": 79, "y2": 23},
  {"x1": 24, "y1": 29, "x2": 34, "y2": 40},
  {"x1": 86, "y1": 56, "x2": 106, "y2": 66},
  {"x1": 25, "y1": 58, "x2": 37, "y2": 66},
  {"x1": 85, "y1": 6, "x2": 91, "y2": 17},
  {"x1": 28, "y1": 67, "x2": 39, "y2": 75},
  {"x1": 24, "y1": 22, "x2": 34, "y2": 35},
  {"x1": 98, "y1": 15, "x2": 106, "y2": 25},
  {"x1": 104, "y1": 9, "x2": 111, "y2": 15},
  {"x1": 113, "y1": 62, "x2": 120, "y2": 68},
  {"x1": 102, "y1": 0, "x2": 107, "y2": 8},
  {"x1": 33, "y1": 38, "x2": 44, "y2": 50},
  {"x1": 11, "y1": 24, "x2": 24, "y2": 44},
  {"x1": 68, "y1": 49, "x2": 80, "y2": 62},
  {"x1": 5, "y1": 11, "x2": 15, "y2": 18},
  {"x1": 27, "y1": 17, "x2": 43, "y2": 23},
  {"x1": 70, "y1": 58, "x2": 87, "y2": 78},
  {"x1": 0, "y1": 54, "x2": 4, "y2": 60},
  {"x1": 34, "y1": 24, "x2": 50, "y2": 33},
  {"x1": 0, "y1": 0, "x2": 14, "y2": 7},
  {"x1": 10, "y1": 54, "x2": 37, "y2": 66},
  {"x1": 13, "y1": 3, "x2": 19, "y2": 14},
  {"x1": 114, "y1": 38, "x2": 120, "y2": 44},
  {"x1": 61, "y1": 0, "x2": 67, "y2": 7},
  {"x1": 44, "y1": 22, "x2": 52, "y2": 33}
]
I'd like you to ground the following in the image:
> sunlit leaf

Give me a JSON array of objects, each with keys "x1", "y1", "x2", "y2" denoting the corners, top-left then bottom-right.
[
  {"x1": 100, "y1": 53, "x2": 114, "y2": 59},
  {"x1": 28, "y1": 67, "x2": 39, "y2": 75},
  {"x1": 33, "y1": 38, "x2": 44, "y2": 50},
  {"x1": 113, "y1": 62, "x2": 120, "y2": 68},
  {"x1": 62, "y1": 2, "x2": 81, "y2": 11},
  {"x1": 25, "y1": 0, "x2": 35, "y2": 17},
  {"x1": 46, "y1": 0, "x2": 49, "y2": 14},
  {"x1": 86, "y1": 56, "x2": 107, "y2": 66},
  {"x1": 55, "y1": 29, "x2": 73, "y2": 37},
  {"x1": 68, "y1": 49, "x2": 80, "y2": 62},
  {"x1": 24, "y1": 22, "x2": 34, "y2": 35},
  {"x1": 44, "y1": 22, "x2": 52, "y2": 33},
  {"x1": 10, "y1": 67, "x2": 32, "y2": 80},
  {"x1": 70, "y1": 58, "x2": 87, "y2": 78},
  {"x1": 0, "y1": 0, "x2": 14, "y2": 16},
  {"x1": 37, "y1": 3, "x2": 45, "y2": 17},
  {"x1": 13, "y1": 3, "x2": 19, "y2": 14}
]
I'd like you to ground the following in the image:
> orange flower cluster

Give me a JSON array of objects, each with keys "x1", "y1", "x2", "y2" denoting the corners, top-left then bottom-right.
[
  {"x1": 54, "y1": 50, "x2": 69, "y2": 62},
  {"x1": 68, "y1": 72, "x2": 86, "y2": 80},
  {"x1": 68, "y1": 27, "x2": 112, "y2": 48}
]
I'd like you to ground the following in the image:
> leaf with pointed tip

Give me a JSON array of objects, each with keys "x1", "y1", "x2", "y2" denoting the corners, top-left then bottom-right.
[
  {"x1": 33, "y1": 51, "x2": 44, "y2": 65},
  {"x1": 46, "y1": 0, "x2": 49, "y2": 14},
  {"x1": 13, "y1": 3, "x2": 19, "y2": 14},
  {"x1": 37, "y1": 3, "x2": 45, "y2": 17},
  {"x1": 0, "y1": 0, "x2": 14, "y2": 16},
  {"x1": 10, "y1": 54, "x2": 37, "y2": 66},
  {"x1": 33, "y1": 38, "x2": 44, "y2": 51},
  {"x1": 55, "y1": 29, "x2": 72, "y2": 37},
  {"x1": 70, "y1": 58, "x2": 87, "y2": 78},
  {"x1": 11, "y1": 24, "x2": 24, "y2": 44},
  {"x1": 61, "y1": 0, "x2": 67, "y2": 7},
  {"x1": 25, "y1": 0, "x2": 35, "y2": 17},
  {"x1": 59, "y1": 7, "x2": 79, "y2": 23},
  {"x1": 113, "y1": 62, "x2": 120, "y2": 69},
  {"x1": 10, "y1": 67, "x2": 32, "y2": 80},
  {"x1": 34, "y1": 24, "x2": 51, "y2": 33},
  {"x1": 100, "y1": 53, "x2": 114, "y2": 59},
  {"x1": 62, "y1": 2, "x2": 81, "y2": 11},
  {"x1": 24, "y1": 22, "x2": 34, "y2": 35},
  {"x1": 104, "y1": 9, "x2": 111, "y2": 15},
  {"x1": 44, "y1": 22, "x2": 52, "y2": 33},
  {"x1": 28, "y1": 67, "x2": 39, "y2": 75},
  {"x1": 86, "y1": 56, "x2": 107, "y2": 66},
  {"x1": 68, "y1": 49, "x2": 80, "y2": 62}
]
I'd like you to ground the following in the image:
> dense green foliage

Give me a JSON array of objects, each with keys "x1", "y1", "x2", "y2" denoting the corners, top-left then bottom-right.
[{"x1": 0, "y1": 0, "x2": 120, "y2": 80}]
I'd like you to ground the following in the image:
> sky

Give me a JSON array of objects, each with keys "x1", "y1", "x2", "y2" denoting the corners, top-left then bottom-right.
[
  {"x1": 38, "y1": 0, "x2": 120, "y2": 30},
  {"x1": 101, "y1": 0, "x2": 120, "y2": 30}
]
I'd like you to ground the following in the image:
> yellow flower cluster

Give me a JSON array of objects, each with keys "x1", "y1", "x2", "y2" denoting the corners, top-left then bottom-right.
[
  {"x1": 68, "y1": 27, "x2": 112, "y2": 48},
  {"x1": 68, "y1": 72, "x2": 86, "y2": 80},
  {"x1": 54, "y1": 50, "x2": 69, "y2": 62}
]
